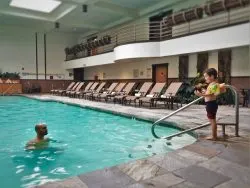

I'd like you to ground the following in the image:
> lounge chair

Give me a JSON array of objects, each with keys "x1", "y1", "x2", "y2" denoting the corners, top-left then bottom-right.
[
  {"x1": 5, "y1": 79, "x2": 12, "y2": 84},
  {"x1": 78, "y1": 82, "x2": 99, "y2": 98},
  {"x1": 113, "y1": 82, "x2": 136, "y2": 104},
  {"x1": 58, "y1": 82, "x2": 80, "y2": 96},
  {"x1": 139, "y1": 83, "x2": 166, "y2": 108},
  {"x1": 66, "y1": 82, "x2": 84, "y2": 97},
  {"x1": 51, "y1": 82, "x2": 75, "y2": 95},
  {"x1": 74, "y1": 82, "x2": 93, "y2": 98},
  {"x1": 124, "y1": 82, "x2": 153, "y2": 106},
  {"x1": 99, "y1": 82, "x2": 126, "y2": 102},
  {"x1": 95, "y1": 82, "x2": 118, "y2": 101},
  {"x1": 157, "y1": 82, "x2": 183, "y2": 109},
  {"x1": 85, "y1": 82, "x2": 106, "y2": 100}
]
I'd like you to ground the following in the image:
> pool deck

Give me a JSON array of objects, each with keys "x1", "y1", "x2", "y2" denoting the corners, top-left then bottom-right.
[{"x1": 24, "y1": 95, "x2": 250, "y2": 188}]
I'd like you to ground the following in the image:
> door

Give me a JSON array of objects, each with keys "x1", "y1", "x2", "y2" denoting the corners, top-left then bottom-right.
[
  {"x1": 152, "y1": 64, "x2": 168, "y2": 83},
  {"x1": 73, "y1": 68, "x2": 84, "y2": 81}
]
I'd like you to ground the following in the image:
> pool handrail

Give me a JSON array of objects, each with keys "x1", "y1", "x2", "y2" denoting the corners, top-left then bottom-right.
[{"x1": 151, "y1": 85, "x2": 239, "y2": 139}]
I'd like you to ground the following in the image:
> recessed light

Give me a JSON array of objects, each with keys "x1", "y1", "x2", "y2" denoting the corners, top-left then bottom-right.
[{"x1": 10, "y1": 0, "x2": 62, "y2": 13}]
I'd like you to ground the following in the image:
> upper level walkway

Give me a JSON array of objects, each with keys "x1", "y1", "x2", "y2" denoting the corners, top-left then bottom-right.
[{"x1": 64, "y1": 5, "x2": 249, "y2": 69}]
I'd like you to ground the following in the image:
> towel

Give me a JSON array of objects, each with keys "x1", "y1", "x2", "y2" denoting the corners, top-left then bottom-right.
[{"x1": 135, "y1": 93, "x2": 141, "y2": 97}]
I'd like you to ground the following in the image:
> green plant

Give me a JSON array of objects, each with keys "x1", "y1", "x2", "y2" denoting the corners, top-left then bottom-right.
[
  {"x1": 177, "y1": 72, "x2": 234, "y2": 105},
  {"x1": 0, "y1": 72, "x2": 20, "y2": 79},
  {"x1": 177, "y1": 73, "x2": 204, "y2": 104},
  {"x1": 217, "y1": 89, "x2": 234, "y2": 105}
]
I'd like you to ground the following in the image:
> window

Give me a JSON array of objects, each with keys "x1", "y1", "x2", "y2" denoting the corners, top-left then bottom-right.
[{"x1": 10, "y1": 0, "x2": 61, "y2": 13}]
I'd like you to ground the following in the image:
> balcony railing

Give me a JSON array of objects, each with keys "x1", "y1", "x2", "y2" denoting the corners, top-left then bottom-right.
[{"x1": 65, "y1": 5, "x2": 249, "y2": 61}]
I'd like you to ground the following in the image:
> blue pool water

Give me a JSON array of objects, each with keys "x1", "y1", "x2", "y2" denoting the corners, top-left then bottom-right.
[{"x1": 0, "y1": 96, "x2": 196, "y2": 188}]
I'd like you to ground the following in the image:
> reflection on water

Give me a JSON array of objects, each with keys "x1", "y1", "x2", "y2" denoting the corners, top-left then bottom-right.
[{"x1": 12, "y1": 147, "x2": 65, "y2": 188}]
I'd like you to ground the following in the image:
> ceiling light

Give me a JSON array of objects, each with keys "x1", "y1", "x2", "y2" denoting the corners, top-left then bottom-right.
[{"x1": 10, "y1": 0, "x2": 62, "y2": 13}]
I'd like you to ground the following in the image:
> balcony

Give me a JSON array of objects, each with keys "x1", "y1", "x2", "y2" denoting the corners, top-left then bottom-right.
[{"x1": 64, "y1": 3, "x2": 249, "y2": 63}]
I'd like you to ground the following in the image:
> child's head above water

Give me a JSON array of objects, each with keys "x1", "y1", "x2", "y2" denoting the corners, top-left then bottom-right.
[{"x1": 204, "y1": 68, "x2": 218, "y2": 84}]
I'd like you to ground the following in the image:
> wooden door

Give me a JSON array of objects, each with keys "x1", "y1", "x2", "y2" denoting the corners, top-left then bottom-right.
[
  {"x1": 153, "y1": 64, "x2": 168, "y2": 83},
  {"x1": 73, "y1": 68, "x2": 84, "y2": 81}
]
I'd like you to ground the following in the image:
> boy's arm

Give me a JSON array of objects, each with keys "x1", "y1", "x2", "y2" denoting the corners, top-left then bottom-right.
[{"x1": 194, "y1": 90, "x2": 214, "y2": 97}]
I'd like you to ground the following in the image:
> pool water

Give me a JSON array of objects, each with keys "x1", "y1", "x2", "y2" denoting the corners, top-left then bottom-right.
[{"x1": 0, "y1": 96, "x2": 196, "y2": 188}]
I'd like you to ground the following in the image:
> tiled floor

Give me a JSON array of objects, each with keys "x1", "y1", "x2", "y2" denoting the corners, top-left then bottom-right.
[{"x1": 24, "y1": 95, "x2": 250, "y2": 188}]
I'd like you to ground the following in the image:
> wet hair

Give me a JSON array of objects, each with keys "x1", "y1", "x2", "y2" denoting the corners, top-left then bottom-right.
[{"x1": 204, "y1": 68, "x2": 218, "y2": 79}]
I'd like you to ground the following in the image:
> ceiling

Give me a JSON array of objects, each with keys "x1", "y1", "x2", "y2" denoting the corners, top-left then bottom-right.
[{"x1": 0, "y1": 0, "x2": 178, "y2": 35}]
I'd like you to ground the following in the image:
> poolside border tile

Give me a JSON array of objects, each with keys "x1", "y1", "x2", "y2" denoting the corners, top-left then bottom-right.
[{"x1": 20, "y1": 95, "x2": 250, "y2": 188}]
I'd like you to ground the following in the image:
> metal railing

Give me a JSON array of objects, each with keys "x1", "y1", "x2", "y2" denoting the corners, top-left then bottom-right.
[
  {"x1": 151, "y1": 85, "x2": 239, "y2": 140},
  {"x1": 66, "y1": 5, "x2": 249, "y2": 61}
]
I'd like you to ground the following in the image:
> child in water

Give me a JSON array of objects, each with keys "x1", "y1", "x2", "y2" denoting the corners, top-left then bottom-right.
[{"x1": 195, "y1": 68, "x2": 221, "y2": 141}]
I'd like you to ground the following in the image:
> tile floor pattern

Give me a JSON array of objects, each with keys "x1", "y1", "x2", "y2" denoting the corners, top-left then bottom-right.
[{"x1": 25, "y1": 95, "x2": 250, "y2": 188}]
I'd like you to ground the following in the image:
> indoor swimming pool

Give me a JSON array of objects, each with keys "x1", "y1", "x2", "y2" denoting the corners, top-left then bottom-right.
[{"x1": 0, "y1": 96, "x2": 196, "y2": 188}]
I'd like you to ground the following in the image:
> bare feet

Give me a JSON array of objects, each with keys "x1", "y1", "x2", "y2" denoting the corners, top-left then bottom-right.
[{"x1": 205, "y1": 136, "x2": 217, "y2": 141}]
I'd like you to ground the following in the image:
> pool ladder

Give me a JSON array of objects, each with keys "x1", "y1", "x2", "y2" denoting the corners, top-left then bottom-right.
[{"x1": 151, "y1": 85, "x2": 240, "y2": 140}]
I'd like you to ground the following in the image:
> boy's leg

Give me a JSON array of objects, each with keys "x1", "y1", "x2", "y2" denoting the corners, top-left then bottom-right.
[
  {"x1": 209, "y1": 118, "x2": 217, "y2": 140},
  {"x1": 205, "y1": 101, "x2": 218, "y2": 141}
]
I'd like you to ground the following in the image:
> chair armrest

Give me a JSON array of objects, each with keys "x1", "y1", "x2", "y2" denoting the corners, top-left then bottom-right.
[{"x1": 153, "y1": 92, "x2": 160, "y2": 98}]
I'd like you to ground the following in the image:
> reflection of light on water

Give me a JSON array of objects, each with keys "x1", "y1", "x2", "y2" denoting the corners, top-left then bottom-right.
[
  {"x1": 22, "y1": 178, "x2": 60, "y2": 188},
  {"x1": 34, "y1": 167, "x2": 40, "y2": 172},
  {"x1": 22, "y1": 173, "x2": 40, "y2": 180},
  {"x1": 16, "y1": 169, "x2": 24, "y2": 174},
  {"x1": 39, "y1": 176, "x2": 48, "y2": 179},
  {"x1": 38, "y1": 156, "x2": 55, "y2": 161},
  {"x1": 46, "y1": 157, "x2": 55, "y2": 161},
  {"x1": 40, "y1": 151, "x2": 50, "y2": 155},
  {"x1": 50, "y1": 167, "x2": 68, "y2": 175},
  {"x1": 38, "y1": 156, "x2": 46, "y2": 160},
  {"x1": 16, "y1": 165, "x2": 25, "y2": 169},
  {"x1": 54, "y1": 150, "x2": 64, "y2": 154}
]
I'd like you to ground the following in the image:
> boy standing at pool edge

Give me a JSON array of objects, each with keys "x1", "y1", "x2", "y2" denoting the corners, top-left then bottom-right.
[{"x1": 195, "y1": 68, "x2": 221, "y2": 141}]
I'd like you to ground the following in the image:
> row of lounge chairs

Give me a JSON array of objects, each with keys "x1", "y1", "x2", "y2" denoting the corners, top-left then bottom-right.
[{"x1": 51, "y1": 81, "x2": 183, "y2": 109}]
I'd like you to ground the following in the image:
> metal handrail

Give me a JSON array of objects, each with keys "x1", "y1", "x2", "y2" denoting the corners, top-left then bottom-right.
[
  {"x1": 151, "y1": 85, "x2": 239, "y2": 139},
  {"x1": 66, "y1": 6, "x2": 249, "y2": 61}
]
